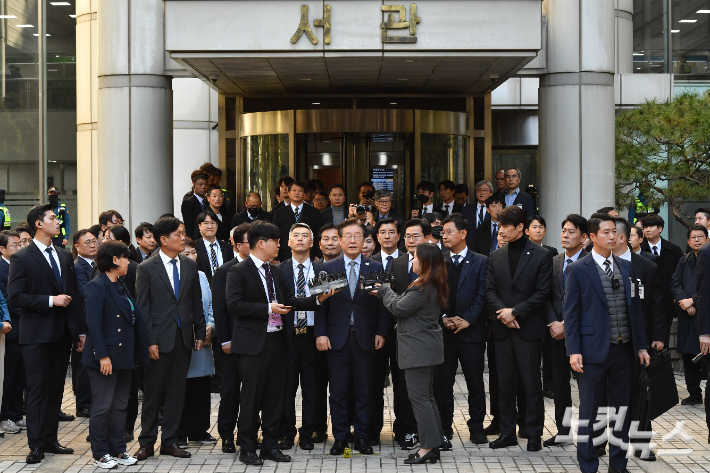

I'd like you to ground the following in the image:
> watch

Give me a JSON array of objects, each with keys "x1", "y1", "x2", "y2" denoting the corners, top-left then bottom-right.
[{"x1": 511, "y1": 308, "x2": 519, "y2": 317}]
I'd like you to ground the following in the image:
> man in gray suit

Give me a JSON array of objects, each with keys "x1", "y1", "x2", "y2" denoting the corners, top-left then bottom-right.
[{"x1": 134, "y1": 216, "x2": 206, "y2": 461}]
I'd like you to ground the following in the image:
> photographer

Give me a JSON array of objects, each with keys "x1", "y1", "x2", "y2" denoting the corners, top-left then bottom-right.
[
  {"x1": 411, "y1": 181, "x2": 435, "y2": 218},
  {"x1": 358, "y1": 182, "x2": 377, "y2": 209},
  {"x1": 348, "y1": 204, "x2": 375, "y2": 227}
]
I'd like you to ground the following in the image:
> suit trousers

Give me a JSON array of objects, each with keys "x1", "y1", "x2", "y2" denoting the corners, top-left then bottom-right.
[
  {"x1": 217, "y1": 350, "x2": 241, "y2": 441},
  {"x1": 21, "y1": 330, "x2": 72, "y2": 449},
  {"x1": 487, "y1": 338, "x2": 527, "y2": 426},
  {"x1": 178, "y1": 375, "x2": 212, "y2": 440},
  {"x1": 87, "y1": 367, "x2": 131, "y2": 459},
  {"x1": 281, "y1": 328, "x2": 317, "y2": 439},
  {"x1": 389, "y1": 335, "x2": 417, "y2": 438},
  {"x1": 328, "y1": 331, "x2": 375, "y2": 440},
  {"x1": 71, "y1": 343, "x2": 92, "y2": 411},
  {"x1": 238, "y1": 331, "x2": 287, "y2": 452},
  {"x1": 577, "y1": 342, "x2": 634, "y2": 473},
  {"x1": 549, "y1": 340, "x2": 572, "y2": 435},
  {"x1": 369, "y1": 331, "x2": 390, "y2": 440},
  {"x1": 435, "y1": 336, "x2": 486, "y2": 434},
  {"x1": 683, "y1": 353, "x2": 702, "y2": 398},
  {"x1": 0, "y1": 338, "x2": 25, "y2": 422},
  {"x1": 313, "y1": 348, "x2": 329, "y2": 435},
  {"x1": 541, "y1": 336, "x2": 554, "y2": 392},
  {"x1": 494, "y1": 332, "x2": 543, "y2": 437},
  {"x1": 139, "y1": 329, "x2": 191, "y2": 447},
  {"x1": 404, "y1": 366, "x2": 444, "y2": 449}
]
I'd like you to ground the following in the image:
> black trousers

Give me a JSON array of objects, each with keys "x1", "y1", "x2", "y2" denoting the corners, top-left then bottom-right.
[
  {"x1": 494, "y1": 333, "x2": 543, "y2": 437},
  {"x1": 88, "y1": 367, "x2": 131, "y2": 459},
  {"x1": 549, "y1": 340, "x2": 572, "y2": 435},
  {"x1": 178, "y1": 376, "x2": 212, "y2": 441},
  {"x1": 487, "y1": 338, "x2": 527, "y2": 426},
  {"x1": 0, "y1": 338, "x2": 25, "y2": 422},
  {"x1": 238, "y1": 331, "x2": 287, "y2": 452},
  {"x1": 683, "y1": 353, "x2": 702, "y2": 398},
  {"x1": 212, "y1": 342, "x2": 223, "y2": 391},
  {"x1": 71, "y1": 342, "x2": 92, "y2": 411},
  {"x1": 281, "y1": 328, "x2": 317, "y2": 439},
  {"x1": 541, "y1": 336, "x2": 554, "y2": 392},
  {"x1": 125, "y1": 368, "x2": 139, "y2": 433},
  {"x1": 21, "y1": 331, "x2": 72, "y2": 449},
  {"x1": 217, "y1": 349, "x2": 241, "y2": 441},
  {"x1": 435, "y1": 336, "x2": 486, "y2": 434},
  {"x1": 138, "y1": 329, "x2": 191, "y2": 447},
  {"x1": 313, "y1": 348, "x2": 329, "y2": 435}
]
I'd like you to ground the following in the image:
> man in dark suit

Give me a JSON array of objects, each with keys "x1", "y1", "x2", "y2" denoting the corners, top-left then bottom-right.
[
  {"x1": 321, "y1": 185, "x2": 347, "y2": 227},
  {"x1": 696, "y1": 241, "x2": 710, "y2": 440},
  {"x1": 181, "y1": 171, "x2": 209, "y2": 240},
  {"x1": 8, "y1": 204, "x2": 86, "y2": 463},
  {"x1": 485, "y1": 206, "x2": 552, "y2": 452},
  {"x1": 214, "y1": 223, "x2": 250, "y2": 454},
  {"x1": 438, "y1": 180, "x2": 464, "y2": 217},
  {"x1": 230, "y1": 192, "x2": 272, "y2": 229},
  {"x1": 629, "y1": 225, "x2": 658, "y2": 262},
  {"x1": 564, "y1": 214, "x2": 649, "y2": 473},
  {"x1": 226, "y1": 221, "x2": 333, "y2": 465},
  {"x1": 543, "y1": 214, "x2": 588, "y2": 447},
  {"x1": 272, "y1": 181, "x2": 323, "y2": 263},
  {"x1": 272, "y1": 177, "x2": 294, "y2": 213},
  {"x1": 194, "y1": 211, "x2": 233, "y2": 285},
  {"x1": 315, "y1": 218, "x2": 389, "y2": 455},
  {"x1": 472, "y1": 195, "x2": 503, "y2": 257},
  {"x1": 437, "y1": 214, "x2": 490, "y2": 445},
  {"x1": 0, "y1": 230, "x2": 25, "y2": 433},
  {"x1": 134, "y1": 223, "x2": 155, "y2": 262},
  {"x1": 502, "y1": 168, "x2": 535, "y2": 218},
  {"x1": 461, "y1": 180, "x2": 493, "y2": 232},
  {"x1": 134, "y1": 216, "x2": 206, "y2": 461},
  {"x1": 278, "y1": 223, "x2": 322, "y2": 451}
]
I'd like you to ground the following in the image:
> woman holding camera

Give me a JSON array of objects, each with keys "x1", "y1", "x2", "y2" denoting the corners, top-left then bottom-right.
[{"x1": 374, "y1": 243, "x2": 446, "y2": 464}]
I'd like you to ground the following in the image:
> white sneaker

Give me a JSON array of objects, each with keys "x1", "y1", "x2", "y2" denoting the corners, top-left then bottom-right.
[
  {"x1": 93, "y1": 454, "x2": 118, "y2": 469},
  {"x1": 112, "y1": 452, "x2": 138, "y2": 466},
  {"x1": 0, "y1": 420, "x2": 21, "y2": 434},
  {"x1": 15, "y1": 418, "x2": 26, "y2": 428}
]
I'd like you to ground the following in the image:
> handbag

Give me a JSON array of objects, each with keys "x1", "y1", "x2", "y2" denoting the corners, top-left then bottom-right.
[{"x1": 646, "y1": 349, "x2": 679, "y2": 420}]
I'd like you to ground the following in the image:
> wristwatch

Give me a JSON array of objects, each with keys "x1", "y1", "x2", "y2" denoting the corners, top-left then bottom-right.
[{"x1": 511, "y1": 308, "x2": 519, "y2": 317}]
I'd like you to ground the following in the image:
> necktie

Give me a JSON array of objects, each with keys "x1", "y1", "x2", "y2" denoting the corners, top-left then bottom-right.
[
  {"x1": 408, "y1": 259, "x2": 417, "y2": 282},
  {"x1": 563, "y1": 258, "x2": 572, "y2": 288},
  {"x1": 652, "y1": 245, "x2": 658, "y2": 256},
  {"x1": 200, "y1": 197, "x2": 208, "y2": 211},
  {"x1": 209, "y1": 242, "x2": 218, "y2": 273},
  {"x1": 478, "y1": 205, "x2": 484, "y2": 228},
  {"x1": 262, "y1": 262, "x2": 282, "y2": 326},
  {"x1": 444, "y1": 204, "x2": 450, "y2": 215},
  {"x1": 385, "y1": 255, "x2": 393, "y2": 273},
  {"x1": 170, "y1": 259, "x2": 181, "y2": 328},
  {"x1": 294, "y1": 207, "x2": 301, "y2": 223},
  {"x1": 90, "y1": 260, "x2": 95, "y2": 268},
  {"x1": 348, "y1": 261, "x2": 357, "y2": 325},
  {"x1": 603, "y1": 259, "x2": 613, "y2": 279},
  {"x1": 296, "y1": 263, "x2": 307, "y2": 330},
  {"x1": 45, "y1": 247, "x2": 62, "y2": 286},
  {"x1": 490, "y1": 224, "x2": 498, "y2": 254},
  {"x1": 453, "y1": 255, "x2": 461, "y2": 266}
]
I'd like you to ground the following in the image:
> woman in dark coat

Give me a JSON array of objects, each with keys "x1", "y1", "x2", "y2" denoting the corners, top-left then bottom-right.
[
  {"x1": 82, "y1": 241, "x2": 150, "y2": 469},
  {"x1": 671, "y1": 224, "x2": 709, "y2": 405}
]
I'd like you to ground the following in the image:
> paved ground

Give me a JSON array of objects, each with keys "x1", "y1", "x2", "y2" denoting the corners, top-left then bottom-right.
[{"x1": 0, "y1": 372, "x2": 708, "y2": 473}]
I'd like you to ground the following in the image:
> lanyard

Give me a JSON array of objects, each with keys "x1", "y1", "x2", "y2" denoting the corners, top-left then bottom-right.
[
  {"x1": 256, "y1": 265, "x2": 276, "y2": 302},
  {"x1": 118, "y1": 283, "x2": 135, "y2": 325}
]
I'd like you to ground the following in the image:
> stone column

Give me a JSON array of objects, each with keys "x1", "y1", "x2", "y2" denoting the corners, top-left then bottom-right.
[
  {"x1": 539, "y1": 0, "x2": 616, "y2": 246},
  {"x1": 615, "y1": 0, "x2": 633, "y2": 74},
  {"x1": 97, "y1": 0, "x2": 172, "y2": 232}
]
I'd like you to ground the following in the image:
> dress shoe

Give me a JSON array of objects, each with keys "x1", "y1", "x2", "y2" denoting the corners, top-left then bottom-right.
[
  {"x1": 239, "y1": 451, "x2": 263, "y2": 465},
  {"x1": 159, "y1": 443, "x2": 191, "y2": 458},
  {"x1": 607, "y1": 468, "x2": 630, "y2": 473},
  {"x1": 44, "y1": 442, "x2": 74, "y2": 454},
  {"x1": 192, "y1": 434, "x2": 217, "y2": 445},
  {"x1": 86, "y1": 435, "x2": 91, "y2": 442},
  {"x1": 681, "y1": 395, "x2": 703, "y2": 406},
  {"x1": 403, "y1": 447, "x2": 439, "y2": 465},
  {"x1": 26, "y1": 448, "x2": 44, "y2": 464},
  {"x1": 517, "y1": 427, "x2": 529, "y2": 439},
  {"x1": 312, "y1": 431, "x2": 328, "y2": 443},
  {"x1": 134, "y1": 445, "x2": 154, "y2": 461},
  {"x1": 260, "y1": 448, "x2": 292, "y2": 462},
  {"x1": 299, "y1": 437, "x2": 314, "y2": 450},
  {"x1": 440, "y1": 436, "x2": 453, "y2": 451},
  {"x1": 470, "y1": 431, "x2": 488, "y2": 444},
  {"x1": 489, "y1": 434, "x2": 518, "y2": 449},
  {"x1": 527, "y1": 436, "x2": 542, "y2": 452},
  {"x1": 76, "y1": 408, "x2": 90, "y2": 418},
  {"x1": 355, "y1": 437, "x2": 373, "y2": 454},
  {"x1": 221, "y1": 439, "x2": 236, "y2": 453},
  {"x1": 401, "y1": 432, "x2": 419, "y2": 450},
  {"x1": 595, "y1": 445, "x2": 606, "y2": 457},
  {"x1": 330, "y1": 439, "x2": 348, "y2": 455},
  {"x1": 58, "y1": 411, "x2": 75, "y2": 422},
  {"x1": 483, "y1": 419, "x2": 500, "y2": 436},
  {"x1": 543, "y1": 435, "x2": 572, "y2": 447},
  {"x1": 176, "y1": 438, "x2": 188, "y2": 449},
  {"x1": 278, "y1": 437, "x2": 295, "y2": 449},
  {"x1": 633, "y1": 449, "x2": 656, "y2": 461}
]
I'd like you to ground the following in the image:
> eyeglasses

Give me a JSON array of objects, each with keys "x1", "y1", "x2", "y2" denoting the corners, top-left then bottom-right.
[
  {"x1": 690, "y1": 235, "x2": 706, "y2": 240},
  {"x1": 341, "y1": 234, "x2": 363, "y2": 242},
  {"x1": 405, "y1": 234, "x2": 422, "y2": 241},
  {"x1": 82, "y1": 239, "x2": 99, "y2": 246},
  {"x1": 200, "y1": 221, "x2": 217, "y2": 227},
  {"x1": 314, "y1": 198, "x2": 327, "y2": 203},
  {"x1": 488, "y1": 204, "x2": 503, "y2": 210},
  {"x1": 4, "y1": 243, "x2": 19, "y2": 249},
  {"x1": 377, "y1": 199, "x2": 392, "y2": 204},
  {"x1": 442, "y1": 229, "x2": 460, "y2": 236}
]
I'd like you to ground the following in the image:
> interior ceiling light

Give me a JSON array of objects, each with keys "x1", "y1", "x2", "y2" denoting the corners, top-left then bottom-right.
[
  {"x1": 69, "y1": 14, "x2": 76, "y2": 18},
  {"x1": 397, "y1": 78, "x2": 408, "y2": 81},
  {"x1": 50, "y1": 2, "x2": 71, "y2": 5},
  {"x1": 390, "y1": 102, "x2": 397, "y2": 105},
  {"x1": 0, "y1": 15, "x2": 17, "y2": 19},
  {"x1": 633, "y1": 52, "x2": 644, "y2": 56},
  {"x1": 33, "y1": 33, "x2": 51, "y2": 36},
  {"x1": 679, "y1": 19, "x2": 697, "y2": 23},
  {"x1": 300, "y1": 78, "x2": 312, "y2": 81},
  {"x1": 16, "y1": 24, "x2": 34, "y2": 27},
  {"x1": 698, "y1": 10, "x2": 710, "y2": 13},
  {"x1": 671, "y1": 29, "x2": 680, "y2": 33},
  {"x1": 312, "y1": 102, "x2": 320, "y2": 105}
]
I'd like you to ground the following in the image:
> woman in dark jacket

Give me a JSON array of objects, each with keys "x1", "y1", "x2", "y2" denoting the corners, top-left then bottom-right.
[
  {"x1": 375, "y1": 243, "x2": 446, "y2": 464},
  {"x1": 82, "y1": 241, "x2": 150, "y2": 469},
  {"x1": 671, "y1": 224, "x2": 708, "y2": 404}
]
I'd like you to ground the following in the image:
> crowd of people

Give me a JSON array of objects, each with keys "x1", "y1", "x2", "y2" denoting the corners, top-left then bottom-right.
[{"x1": 0, "y1": 162, "x2": 709, "y2": 473}]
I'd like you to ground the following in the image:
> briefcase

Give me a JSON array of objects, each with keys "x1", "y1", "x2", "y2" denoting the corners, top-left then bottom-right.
[
  {"x1": 647, "y1": 349, "x2": 679, "y2": 420},
  {"x1": 632, "y1": 366, "x2": 651, "y2": 434}
]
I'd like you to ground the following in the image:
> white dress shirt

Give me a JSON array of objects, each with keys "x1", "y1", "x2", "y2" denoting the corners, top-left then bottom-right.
[
  {"x1": 158, "y1": 249, "x2": 180, "y2": 294},
  {"x1": 292, "y1": 258, "x2": 315, "y2": 326},
  {"x1": 380, "y1": 248, "x2": 399, "y2": 262},
  {"x1": 648, "y1": 238, "x2": 662, "y2": 256},
  {"x1": 290, "y1": 203, "x2": 304, "y2": 218},
  {"x1": 33, "y1": 238, "x2": 61, "y2": 307},
  {"x1": 202, "y1": 238, "x2": 224, "y2": 274},
  {"x1": 440, "y1": 201, "x2": 455, "y2": 215},
  {"x1": 79, "y1": 255, "x2": 94, "y2": 267},
  {"x1": 2, "y1": 257, "x2": 8, "y2": 265},
  {"x1": 618, "y1": 248, "x2": 632, "y2": 262},
  {"x1": 249, "y1": 254, "x2": 281, "y2": 332},
  {"x1": 591, "y1": 249, "x2": 614, "y2": 274},
  {"x1": 421, "y1": 203, "x2": 434, "y2": 215},
  {"x1": 195, "y1": 194, "x2": 205, "y2": 207},
  {"x1": 450, "y1": 246, "x2": 468, "y2": 265}
]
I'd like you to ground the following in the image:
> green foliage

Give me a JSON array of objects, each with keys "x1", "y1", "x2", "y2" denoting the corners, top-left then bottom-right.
[{"x1": 615, "y1": 91, "x2": 710, "y2": 228}]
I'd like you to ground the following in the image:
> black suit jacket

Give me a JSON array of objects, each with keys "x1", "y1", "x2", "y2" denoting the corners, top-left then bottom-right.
[
  {"x1": 213, "y1": 256, "x2": 243, "y2": 346},
  {"x1": 547, "y1": 250, "x2": 589, "y2": 324},
  {"x1": 194, "y1": 237, "x2": 234, "y2": 285},
  {"x1": 444, "y1": 249, "x2": 489, "y2": 343},
  {"x1": 74, "y1": 256, "x2": 93, "y2": 296},
  {"x1": 485, "y1": 238, "x2": 553, "y2": 341},
  {"x1": 640, "y1": 237, "x2": 683, "y2": 320},
  {"x1": 638, "y1": 249, "x2": 659, "y2": 263},
  {"x1": 320, "y1": 206, "x2": 347, "y2": 227},
  {"x1": 181, "y1": 195, "x2": 206, "y2": 240},
  {"x1": 0, "y1": 258, "x2": 19, "y2": 340},
  {"x1": 472, "y1": 216, "x2": 496, "y2": 257},
  {"x1": 8, "y1": 242, "x2": 86, "y2": 344},
  {"x1": 542, "y1": 245, "x2": 559, "y2": 256},
  {"x1": 230, "y1": 208, "x2": 273, "y2": 230},
  {"x1": 504, "y1": 190, "x2": 535, "y2": 218},
  {"x1": 630, "y1": 252, "x2": 665, "y2": 346},
  {"x1": 272, "y1": 204, "x2": 323, "y2": 262},
  {"x1": 438, "y1": 202, "x2": 464, "y2": 216},
  {"x1": 279, "y1": 258, "x2": 323, "y2": 309},
  {"x1": 697, "y1": 242, "x2": 710, "y2": 336},
  {"x1": 226, "y1": 257, "x2": 319, "y2": 356}
]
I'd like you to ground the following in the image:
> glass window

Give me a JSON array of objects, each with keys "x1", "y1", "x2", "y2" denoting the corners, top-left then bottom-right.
[
  {"x1": 419, "y1": 134, "x2": 466, "y2": 189},
  {"x1": 242, "y1": 134, "x2": 289, "y2": 211},
  {"x1": 633, "y1": 0, "x2": 669, "y2": 73},
  {"x1": 671, "y1": 0, "x2": 710, "y2": 76}
]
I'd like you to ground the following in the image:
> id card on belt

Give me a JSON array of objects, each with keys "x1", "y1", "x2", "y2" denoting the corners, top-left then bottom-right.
[{"x1": 268, "y1": 313, "x2": 283, "y2": 327}]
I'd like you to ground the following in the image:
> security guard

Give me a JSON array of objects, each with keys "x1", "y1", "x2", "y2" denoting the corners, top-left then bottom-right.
[
  {"x1": 48, "y1": 186, "x2": 70, "y2": 248},
  {"x1": 0, "y1": 188, "x2": 10, "y2": 230}
]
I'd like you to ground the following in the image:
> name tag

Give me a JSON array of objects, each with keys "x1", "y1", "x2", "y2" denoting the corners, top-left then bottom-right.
[
  {"x1": 297, "y1": 311, "x2": 307, "y2": 320},
  {"x1": 629, "y1": 280, "x2": 636, "y2": 298},
  {"x1": 637, "y1": 279, "x2": 645, "y2": 300}
]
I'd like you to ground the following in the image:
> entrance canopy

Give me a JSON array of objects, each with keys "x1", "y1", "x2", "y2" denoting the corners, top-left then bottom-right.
[{"x1": 165, "y1": 0, "x2": 542, "y2": 95}]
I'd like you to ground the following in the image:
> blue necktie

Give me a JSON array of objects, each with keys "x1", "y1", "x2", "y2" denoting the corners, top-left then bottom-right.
[
  {"x1": 453, "y1": 255, "x2": 461, "y2": 266},
  {"x1": 45, "y1": 247, "x2": 61, "y2": 286},
  {"x1": 408, "y1": 260, "x2": 417, "y2": 282},
  {"x1": 170, "y1": 259, "x2": 181, "y2": 328},
  {"x1": 385, "y1": 255, "x2": 393, "y2": 273}
]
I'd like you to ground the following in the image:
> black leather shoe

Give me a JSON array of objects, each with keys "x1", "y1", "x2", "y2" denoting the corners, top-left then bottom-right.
[
  {"x1": 330, "y1": 439, "x2": 348, "y2": 455},
  {"x1": 278, "y1": 437, "x2": 294, "y2": 450},
  {"x1": 260, "y1": 448, "x2": 292, "y2": 462},
  {"x1": 44, "y1": 442, "x2": 74, "y2": 454},
  {"x1": 483, "y1": 419, "x2": 500, "y2": 436},
  {"x1": 354, "y1": 437, "x2": 373, "y2": 454},
  {"x1": 470, "y1": 431, "x2": 488, "y2": 444},
  {"x1": 634, "y1": 449, "x2": 656, "y2": 461},
  {"x1": 221, "y1": 439, "x2": 236, "y2": 453},
  {"x1": 404, "y1": 447, "x2": 440, "y2": 465},
  {"x1": 608, "y1": 468, "x2": 630, "y2": 473},
  {"x1": 543, "y1": 435, "x2": 572, "y2": 447},
  {"x1": 681, "y1": 395, "x2": 703, "y2": 405},
  {"x1": 440, "y1": 436, "x2": 453, "y2": 451},
  {"x1": 76, "y1": 408, "x2": 90, "y2": 418},
  {"x1": 489, "y1": 434, "x2": 518, "y2": 449},
  {"x1": 125, "y1": 430, "x2": 135, "y2": 442},
  {"x1": 312, "y1": 431, "x2": 328, "y2": 443},
  {"x1": 527, "y1": 436, "x2": 542, "y2": 452},
  {"x1": 58, "y1": 411, "x2": 75, "y2": 422},
  {"x1": 542, "y1": 389, "x2": 555, "y2": 399},
  {"x1": 239, "y1": 451, "x2": 263, "y2": 465},
  {"x1": 26, "y1": 448, "x2": 44, "y2": 464},
  {"x1": 299, "y1": 437, "x2": 314, "y2": 450}
]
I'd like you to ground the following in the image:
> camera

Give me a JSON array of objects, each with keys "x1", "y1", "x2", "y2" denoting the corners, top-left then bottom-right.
[
  {"x1": 412, "y1": 193, "x2": 429, "y2": 211},
  {"x1": 209, "y1": 74, "x2": 219, "y2": 83},
  {"x1": 356, "y1": 205, "x2": 367, "y2": 215}
]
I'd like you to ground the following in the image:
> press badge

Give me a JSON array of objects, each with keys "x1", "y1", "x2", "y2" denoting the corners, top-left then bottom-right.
[
  {"x1": 637, "y1": 279, "x2": 645, "y2": 300},
  {"x1": 629, "y1": 278, "x2": 636, "y2": 298}
]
